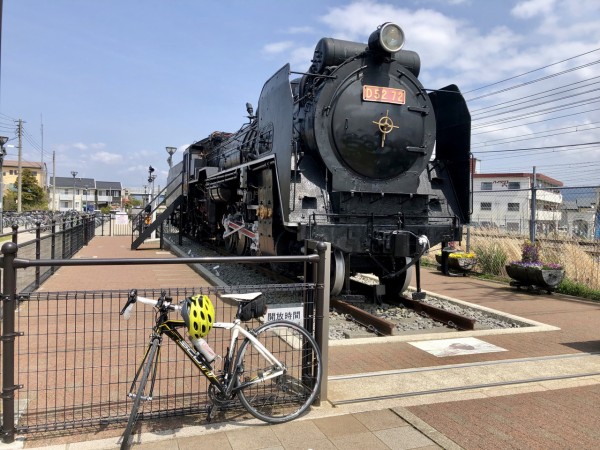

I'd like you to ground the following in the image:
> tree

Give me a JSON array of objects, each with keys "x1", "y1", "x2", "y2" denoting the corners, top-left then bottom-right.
[
  {"x1": 3, "y1": 189, "x2": 17, "y2": 211},
  {"x1": 13, "y1": 168, "x2": 48, "y2": 211}
]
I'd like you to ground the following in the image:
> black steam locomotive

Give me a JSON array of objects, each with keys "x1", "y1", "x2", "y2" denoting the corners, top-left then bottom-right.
[{"x1": 167, "y1": 23, "x2": 471, "y2": 300}]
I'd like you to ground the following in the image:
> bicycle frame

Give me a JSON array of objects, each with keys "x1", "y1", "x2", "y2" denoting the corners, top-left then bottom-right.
[{"x1": 129, "y1": 315, "x2": 285, "y2": 401}]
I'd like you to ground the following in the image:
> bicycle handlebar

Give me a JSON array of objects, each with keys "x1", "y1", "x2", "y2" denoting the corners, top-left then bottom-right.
[{"x1": 120, "y1": 289, "x2": 181, "y2": 320}]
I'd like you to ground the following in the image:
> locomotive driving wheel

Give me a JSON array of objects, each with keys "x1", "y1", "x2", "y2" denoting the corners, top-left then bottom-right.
[
  {"x1": 331, "y1": 249, "x2": 345, "y2": 296},
  {"x1": 224, "y1": 233, "x2": 238, "y2": 254}
]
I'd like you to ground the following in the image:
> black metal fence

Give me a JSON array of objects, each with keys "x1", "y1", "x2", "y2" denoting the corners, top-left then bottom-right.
[
  {"x1": 0, "y1": 215, "x2": 96, "y2": 294},
  {"x1": 0, "y1": 244, "x2": 329, "y2": 442}
]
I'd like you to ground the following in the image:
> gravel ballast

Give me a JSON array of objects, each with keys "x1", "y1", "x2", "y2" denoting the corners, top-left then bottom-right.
[{"x1": 166, "y1": 235, "x2": 530, "y2": 340}]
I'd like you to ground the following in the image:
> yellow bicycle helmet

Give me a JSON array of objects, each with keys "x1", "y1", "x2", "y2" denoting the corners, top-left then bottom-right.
[{"x1": 181, "y1": 294, "x2": 215, "y2": 339}]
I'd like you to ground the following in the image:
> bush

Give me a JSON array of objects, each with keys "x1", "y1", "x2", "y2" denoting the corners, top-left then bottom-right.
[
  {"x1": 556, "y1": 278, "x2": 600, "y2": 301},
  {"x1": 473, "y1": 243, "x2": 507, "y2": 276}
]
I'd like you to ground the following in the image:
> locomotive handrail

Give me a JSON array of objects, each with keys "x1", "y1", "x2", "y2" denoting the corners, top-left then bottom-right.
[
  {"x1": 131, "y1": 174, "x2": 182, "y2": 244},
  {"x1": 323, "y1": 65, "x2": 367, "y2": 115}
]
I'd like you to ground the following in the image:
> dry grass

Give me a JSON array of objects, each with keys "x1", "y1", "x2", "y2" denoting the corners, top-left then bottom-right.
[{"x1": 424, "y1": 230, "x2": 600, "y2": 291}]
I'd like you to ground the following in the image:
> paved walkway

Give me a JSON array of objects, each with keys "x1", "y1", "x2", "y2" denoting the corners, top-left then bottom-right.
[{"x1": 5, "y1": 236, "x2": 600, "y2": 450}]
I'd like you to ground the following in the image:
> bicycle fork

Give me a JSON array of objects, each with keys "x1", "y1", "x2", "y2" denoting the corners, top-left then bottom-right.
[{"x1": 128, "y1": 336, "x2": 162, "y2": 401}]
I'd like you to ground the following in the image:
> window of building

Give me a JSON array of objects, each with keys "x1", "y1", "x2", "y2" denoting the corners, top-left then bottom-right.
[
  {"x1": 61, "y1": 201, "x2": 69, "y2": 208},
  {"x1": 480, "y1": 202, "x2": 492, "y2": 211},
  {"x1": 508, "y1": 182, "x2": 521, "y2": 189},
  {"x1": 480, "y1": 221, "x2": 492, "y2": 228},
  {"x1": 480, "y1": 182, "x2": 492, "y2": 190},
  {"x1": 32, "y1": 171, "x2": 37, "y2": 176},
  {"x1": 507, "y1": 223, "x2": 520, "y2": 232},
  {"x1": 9, "y1": 170, "x2": 14, "y2": 175},
  {"x1": 64, "y1": 189, "x2": 68, "y2": 195},
  {"x1": 508, "y1": 203, "x2": 520, "y2": 211}
]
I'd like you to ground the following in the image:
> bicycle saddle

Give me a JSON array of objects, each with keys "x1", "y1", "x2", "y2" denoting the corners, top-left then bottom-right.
[{"x1": 219, "y1": 292, "x2": 262, "y2": 302}]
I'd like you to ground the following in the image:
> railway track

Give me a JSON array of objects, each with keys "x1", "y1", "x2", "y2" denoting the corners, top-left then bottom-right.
[
  {"x1": 165, "y1": 236, "x2": 516, "y2": 339},
  {"x1": 329, "y1": 352, "x2": 600, "y2": 406}
]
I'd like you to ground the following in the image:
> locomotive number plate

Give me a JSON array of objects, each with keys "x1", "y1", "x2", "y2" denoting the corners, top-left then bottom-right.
[{"x1": 362, "y1": 85, "x2": 406, "y2": 105}]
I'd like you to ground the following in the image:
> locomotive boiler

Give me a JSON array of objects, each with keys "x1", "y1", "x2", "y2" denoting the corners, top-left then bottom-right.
[{"x1": 167, "y1": 22, "x2": 471, "y2": 300}]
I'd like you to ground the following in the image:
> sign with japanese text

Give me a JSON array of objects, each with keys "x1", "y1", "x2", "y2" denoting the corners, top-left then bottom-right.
[{"x1": 265, "y1": 303, "x2": 304, "y2": 326}]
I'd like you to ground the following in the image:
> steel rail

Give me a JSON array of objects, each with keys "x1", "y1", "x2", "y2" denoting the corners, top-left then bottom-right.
[{"x1": 331, "y1": 371, "x2": 600, "y2": 406}]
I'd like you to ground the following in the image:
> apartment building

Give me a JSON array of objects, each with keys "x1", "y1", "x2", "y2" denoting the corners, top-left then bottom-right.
[
  {"x1": 472, "y1": 172, "x2": 563, "y2": 235},
  {"x1": 49, "y1": 177, "x2": 122, "y2": 212}
]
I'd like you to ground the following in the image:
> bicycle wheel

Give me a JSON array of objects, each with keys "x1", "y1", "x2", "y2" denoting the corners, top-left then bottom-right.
[
  {"x1": 235, "y1": 320, "x2": 322, "y2": 423},
  {"x1": 121, "y1": 339, "x2": 160, "y2": 450}
]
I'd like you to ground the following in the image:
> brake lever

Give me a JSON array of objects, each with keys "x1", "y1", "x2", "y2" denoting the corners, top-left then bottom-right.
[{"x1": 120, "y1": 289, "x2": 138, "y2": 316}]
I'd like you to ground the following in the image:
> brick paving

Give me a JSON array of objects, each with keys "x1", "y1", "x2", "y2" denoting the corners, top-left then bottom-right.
[{"x1": 8, "y1": 235, "x2": 600, "y2": 449}]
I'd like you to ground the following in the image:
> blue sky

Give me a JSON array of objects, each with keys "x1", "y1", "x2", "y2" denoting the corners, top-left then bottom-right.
[{"x1": 1, "y1": 0, "x2": 599, "y2": 188}]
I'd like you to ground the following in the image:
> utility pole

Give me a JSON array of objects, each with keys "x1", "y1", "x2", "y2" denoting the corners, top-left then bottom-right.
[
  {"x1": 530, "y1": 166, "x2": 537, "y2": 244},
  {"x1": 17, "y1": 119, "x2": 24, "y2": 213},
  {"x1": 41, "y1": 114, "x2": 46, "y2": 187},
  {"x1": 52, "y1": 151, "x2": 56, "y2": 211}
]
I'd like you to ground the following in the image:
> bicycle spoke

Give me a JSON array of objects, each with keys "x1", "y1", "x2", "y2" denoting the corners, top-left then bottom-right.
[{"x1": 235, "y1": 321, "x2": 322, "y2": 423}]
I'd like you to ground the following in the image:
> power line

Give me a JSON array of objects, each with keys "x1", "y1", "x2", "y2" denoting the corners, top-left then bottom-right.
[
  {"x1": 472, "y1": 98, "x2": 600, "y2": 129},
  {"x1": 469, "y1": 75, "x2": 600, "y2": 114},
  {"x1": 464, "y1": 47, "x2": 600, "y2": 95},
  {"x1": 473, "y1": 141, "x2": 600, "y2": 154},
  {"x1": 476, "y1": 145, "x2": 600, "y2": 164},
  {"x1": 471, "y1": 122, "x2": 600, "y2": 148},
  {"x1": 470, "y1": 85, "x2": 600, "y2": 119},
  {"x1": 471, "y1": 107, "x2": 600, "y2": 136}
]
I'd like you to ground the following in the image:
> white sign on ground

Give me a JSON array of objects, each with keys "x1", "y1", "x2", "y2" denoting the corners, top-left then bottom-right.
[{"x1": 408, "y1": 337, "x2": 507, "y2": 357}]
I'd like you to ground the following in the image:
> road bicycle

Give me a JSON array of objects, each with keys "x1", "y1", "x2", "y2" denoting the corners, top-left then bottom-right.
[{"x1": 119, "y1": 289, "x2": 322, "y2": 449}]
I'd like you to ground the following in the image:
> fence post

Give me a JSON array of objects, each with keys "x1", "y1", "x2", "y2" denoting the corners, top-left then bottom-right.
[
  {"x1": 62, "y1": 219, "x2": 67, "y2": 258},
  {"x1": 83, "y1": 215, "x2": 89, "y2": 246},
  {"x1": 1, "y1": 242, "x2": 20, "y2": 443},
  {"x1": 314, "y1": 241, "x2": 330, "y2": 404},
  {"x1": 530, "y1": 167, "x2": 537, "y2": 243},
  {"x1": 35, "y1": 222, "x2": 41, "y2": 289},
  {"x1": 11, "y1": 224, "x2": 18, "y2": 245},
  {"x1": 78, "y1": 216, "x2": 83, "y2": 251},
  {"x1": 51, "y1": 220, "x2": 56, "y2": 275}
]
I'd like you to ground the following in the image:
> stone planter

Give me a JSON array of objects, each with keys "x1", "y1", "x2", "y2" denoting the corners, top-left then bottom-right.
[
  {"x1": 435, "y1": 254, "x2": 477, "y2": 274},
  {"x1": 505, "y1": 264, "x2": 565, "y2": 293}
]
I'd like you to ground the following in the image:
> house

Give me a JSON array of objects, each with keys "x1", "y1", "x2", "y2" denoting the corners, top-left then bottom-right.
[
  {"x1": 2, "y1": 160, "x2": 47, "y2": 195},
  {"x1": 471, "y1": 172, "x2": 563, "y2": 235},
  {"x1": 48, "y1": 177, "x2": 123, "y2": 212},
  {"x1": 95, "y1": 181, "x2": 123, "y2": 210}
]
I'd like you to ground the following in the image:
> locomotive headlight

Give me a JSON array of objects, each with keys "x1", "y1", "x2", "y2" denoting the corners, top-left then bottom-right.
[{"x1": 369, "y1": 22, "x2": 405, "y2": 54}]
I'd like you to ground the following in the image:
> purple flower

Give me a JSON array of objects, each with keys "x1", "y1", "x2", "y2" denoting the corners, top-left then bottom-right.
[
  {"x1": 510, "y1": 261, "x2": 543, "y2": 268},
  {"x1": 521, "y1": 240, "x2": 539, "y2": 263}
]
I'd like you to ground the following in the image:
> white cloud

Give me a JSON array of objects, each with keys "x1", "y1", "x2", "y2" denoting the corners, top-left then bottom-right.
[
  {"x1": 90, "y1": 151, "x2": 123, "y2": 164},
  {"x1": 56, "y1": 142, "x2": 106, "y2": 152},
  {"x1": 263, "y1": 41, "x2": 294, "y2": 55},
  {"x1": 73, "y1": 142, "x2": 88, "y2": 150},
  {"x1": 511, "y1": 0, "x2": 557, "y2": 19}
]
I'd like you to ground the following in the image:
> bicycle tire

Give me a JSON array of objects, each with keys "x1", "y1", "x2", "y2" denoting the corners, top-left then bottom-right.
[
  {"x1": 235, "y1": 320, "x2": 322, "y2": 423},
  {"x1": 121, "y1": 339, "x2": 159, "y2": 450}
]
